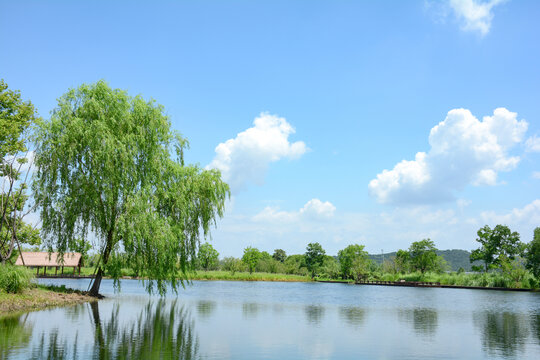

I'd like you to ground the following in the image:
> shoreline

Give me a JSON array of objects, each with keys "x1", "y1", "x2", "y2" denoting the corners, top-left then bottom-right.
[
  {"x1": 316, "y1": 279, "x2": 540, "y2": 292},
  {"x1": 0, "y1": 285, "x2": 97, "y2": 317},
  {"x1": 35, "y1": 271, "x2": 540, "y2": 292}
]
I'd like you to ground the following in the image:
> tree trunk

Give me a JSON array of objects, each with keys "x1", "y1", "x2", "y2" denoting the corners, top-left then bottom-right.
[
  {"x1": 89, "y1": 230, "x2": 114, "y2": 297},
  {"x1": 90, "y1": 301, "x2": 106, "y2": 358},
  {"x1": 89, "y1": 267, "x2": 104, "y2": 297}
]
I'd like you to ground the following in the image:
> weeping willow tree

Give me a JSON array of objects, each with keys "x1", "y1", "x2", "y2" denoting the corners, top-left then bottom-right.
[
  {"x1": 33, "y1": 80, "x2": 229, "y2": 296},
  {"x1": 0, "y1": 79, "x2": 41, "y2": 264}
]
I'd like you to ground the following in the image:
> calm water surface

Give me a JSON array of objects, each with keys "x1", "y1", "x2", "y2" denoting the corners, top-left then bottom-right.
[{"x1": 1, "y1": 279, "x2": 540, "y2": 359}]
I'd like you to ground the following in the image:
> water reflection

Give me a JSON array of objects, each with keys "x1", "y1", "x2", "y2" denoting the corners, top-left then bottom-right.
[
  {"x1": 475, "y1": 311, "x2": 529, "y2": 358},
  {"x1": 3, "y1": 299, "x2": 200, "y2": 360},
  {"x1": 531, "y1": 314, "x2": 540, "y2": 345},
  {"x1": 398, "y1": 308, "x2": 438, "y2": 337},
  {"x1": 196, "y1": 300, "x2": 216, "y2": 318},
  {"x1": 242, "y1": 303, "x2": 260, "y2": 318},
  {"x1": 0, "y1": 314, "x2": 33, "y2": 359},
  {"x1": 30, "y1": 329, "x2": 77, "y2": 360},
  {"x1": 5, "y1": 280, "x2": 540, "y2": 359},
  {"x1": 91, "y1": 300, "x2": 200, "y2": 360},
  {"x1": 338, "y1": 306, "x2": 366, "y2": 327},
  {"x1": 304, "y1": 305, "x2": 325, "y2": 325}
]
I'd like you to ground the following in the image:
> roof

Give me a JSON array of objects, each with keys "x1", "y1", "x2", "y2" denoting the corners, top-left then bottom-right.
[{"x1": 15, "y1": 252, "x2": 82, "y2": 267}]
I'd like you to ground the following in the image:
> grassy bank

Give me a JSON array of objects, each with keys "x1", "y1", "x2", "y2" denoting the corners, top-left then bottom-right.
[
  {"x1": 0, "y1": 284, "x2": 96, "y2": 316},
  {"x1": 70, "y1": 267, "x2": 311, "y2": 282},
  {"x1": 373, "y1": 271, "x2": 538, "y2": 289},
  {"x1": 188, "y1": 270, "x2": 311, "y2": 282},
  {"x1": 50, "y1": 266, "x2": 540, "y2": 289}
]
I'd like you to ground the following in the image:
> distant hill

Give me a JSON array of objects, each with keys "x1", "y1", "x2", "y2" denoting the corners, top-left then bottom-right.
[{"x1": 369, "y1": 249, "x2": 481, "y2": 272}]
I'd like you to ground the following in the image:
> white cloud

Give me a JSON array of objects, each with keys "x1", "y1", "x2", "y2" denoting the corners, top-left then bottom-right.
[
  {"x1": 449, "y1": 0, "x2": 506, "y2": 36},
  {"x1": 207, "y1": 113, "x2": 307, "y2": 193},
  {"x1": 480, "y1": 199, "x2": 540, "y2": 226},
  {"x1": 525, "y1": 135, "x2": 540, "y2": 152},
  {"x1": 300, "y1": 199, "x2": 336, "y2": 220},
  {"x1": 532, "y1": 171, "x2": 540, "y2": 180},
  {"x1": 213, "y1": 199, "x2": 540, "y2": 256},
  {"x1": 369, "y1": 108, "x2": 528, "y2": 204},
  {"x1": 252, "y1": 198, "x2": 336, "y2": 224},
  {"x1": 214, "y1": 202, "x2": 477, "y2": 256},
  {"x1": 252, "y1": 206, "x2": 297, "y2": 224}
]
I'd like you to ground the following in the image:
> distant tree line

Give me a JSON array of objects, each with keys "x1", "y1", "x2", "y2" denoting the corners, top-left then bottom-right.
[{"x1": 184, "y1": 224, "x2": 540, "y2": 288}]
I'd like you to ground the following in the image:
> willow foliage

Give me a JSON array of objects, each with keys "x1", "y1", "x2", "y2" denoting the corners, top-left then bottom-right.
[{"x1": 33, "y1": 81, "x2": 229, "y2": 295}]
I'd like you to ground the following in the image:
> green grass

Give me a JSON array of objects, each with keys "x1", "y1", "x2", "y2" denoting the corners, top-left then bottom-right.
[
  {"x1": 75, "y1": 267, "x2": 311, "y2": 282},
  {"x1": 0, "y1": 265, "x2": 33, "y2": 294},
  {"x1": 187, "y1": 270, "x2": 311, "y2": 282},
  {"x1": 371, "y1": 271, "x2": 539, "y2": 289},
  {"x1": 0, "y1": 284, "x2": 94, "y2": 316}
]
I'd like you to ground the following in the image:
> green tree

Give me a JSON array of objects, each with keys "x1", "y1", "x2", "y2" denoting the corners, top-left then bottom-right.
[
  {"x1": 525, "y1": 227, "x2": 540, "y2": 280},
  {"x1": 409, "y1": 239, "x2": 439, "y2": 274},
  {"x1": 0, "y1": 80, "x2": 41, "y2": 264},
  {"x1": 259, "y1": 251, "x2": 272, "y2": 261},
  {"x1": 284, "y1": 254, "x2": 307, "y2": 275},
  {"x1": 470, "y1": 225, "x2": 522, "y2": 272},
  {"x1": 71, "y1": 238, "x2": 92, "y2": 266},
  {"x1": 394, "y1": 249, "x2": 410, "y2": 273},
  {"x1": 320, "y1": 256, "x2": 340, "y2": 279},
  {"x1": 32, "y1": 81, "x2": 229, "y2": 296},
  {"x1": 242, "y1": 247, "x2": 261, "y2": 274},
  {"x1": 305, "y1": 242, "x2": 326, "y2": 279},
  {"x1": 197, "y1": 242, "x2": 219, "y2": 271},
  {"x1": 272, "y1": 249, "x2": 287, "y2": 263},
  {"x1": 338, "y1": 244, "x2": 371, "y2": 280},
  {"x1": 222, "y1": 256, "x2": 244, "y2": 275}
]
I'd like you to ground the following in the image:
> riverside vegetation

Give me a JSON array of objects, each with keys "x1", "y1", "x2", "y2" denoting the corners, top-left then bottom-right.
[
  {"x1": 0, "y1": 265, "x2": 94, "y2": 315},
  {"x1": 61, "y1": 224, "x2": 540, "y2": 290}
]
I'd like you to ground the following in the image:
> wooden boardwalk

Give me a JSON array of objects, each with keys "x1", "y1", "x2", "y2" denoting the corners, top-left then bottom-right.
[
  {"x1": 356, "y1": 279, "x2": 441, "y2": 287},
  {"x1": 317, "y1": 279, "x2": 536, "y2": 292}
]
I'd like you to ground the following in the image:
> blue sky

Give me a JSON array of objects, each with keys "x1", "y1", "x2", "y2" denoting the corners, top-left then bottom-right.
[{"x1": 1, "y1": 0, "x2": 539, "y2": 256}]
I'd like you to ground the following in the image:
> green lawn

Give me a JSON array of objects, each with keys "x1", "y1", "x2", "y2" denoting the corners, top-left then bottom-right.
[{"x1": 75, "y1": 267, "x2": 311, "y2": 282}]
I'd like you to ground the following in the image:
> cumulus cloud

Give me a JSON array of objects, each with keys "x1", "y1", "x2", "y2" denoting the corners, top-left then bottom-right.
[
  {"x1": 480, "y1": 199, "x2": 540, "y2": 226},
  {"x1": 449, "y1": 0, "x2": 506, "y2": 36},
  {"x1": 525, "y1": 135, "x2": 540, "y2": 152},
  {"x1": 252, "y1": 198, "x2": 336, "y2": 223},
  {"x1": 214, "y1": 202, "x2": 479, "y2": 256},
  {"x1": 532, "y1": 172, "x2": 540, "y2": 180},
  {"x1": 369, "y1": 108, "x2": 528, "y2": 204},
  {"x1": 300, "y1": 199, "x2": 336, "y2": 220},
  {"x1": 207, "y1": 113, "x2": 307, "y2": 193}
]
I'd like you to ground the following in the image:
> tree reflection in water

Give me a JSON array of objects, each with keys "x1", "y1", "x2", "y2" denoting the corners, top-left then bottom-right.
[
  {"x1": 0, "y1": 313, "x2": 33, "y2": 359},
  {"x1": 9, "y1": 299, "x2": 200, "y2": 360},
  {"x1": 531, "y1": 314, "x2": 540, "y2": 346},
  {"x1": 474, "y1": 311, "x2": 529, "y2": 358},
  {"x1": 397, "y1": 308, "x2": 438, "y2": 337},
  {"x1": 196, "y1": 300, "x2": 217, "y2": 319},
  {"x1": 304, "y1": 305, "x2": 325, "y2": 325},
  {"x1": 338, "y1": 306, "x2": 365, "y2": 327},
  {"x1": 242, "y1": 303, "x2": 259, "y2": 318},
  {"x1": 30, "y1": 329, "x2": 78, "y2": 360},
  {"x1": 90, "y1": 299, "x2": 200, "y2": 360}
]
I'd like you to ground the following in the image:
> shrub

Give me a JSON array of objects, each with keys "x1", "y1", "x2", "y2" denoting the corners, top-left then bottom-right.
[{"x1": 0, "y1": 265, "x2": 34, "y2": 294}]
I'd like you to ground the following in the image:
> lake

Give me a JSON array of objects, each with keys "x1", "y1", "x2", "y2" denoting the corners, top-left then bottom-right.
[{"x1": 1, "y1": 279, "x2": 540, "y2": 359}]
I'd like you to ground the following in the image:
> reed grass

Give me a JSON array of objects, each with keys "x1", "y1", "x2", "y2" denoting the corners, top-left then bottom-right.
[{"x1": 0, "y1": 265, "x2": 34, "y2": 294}]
